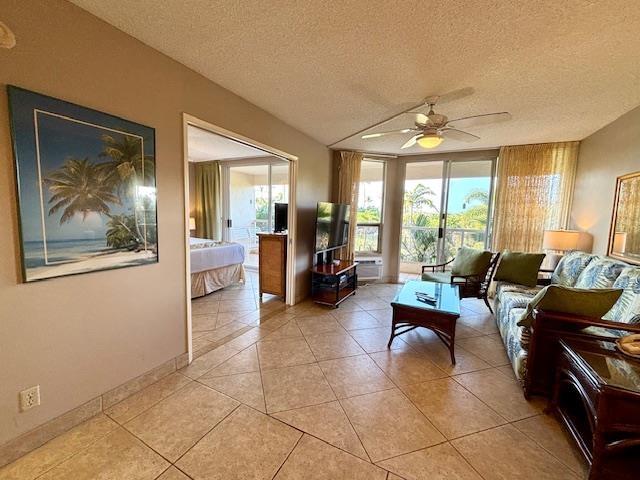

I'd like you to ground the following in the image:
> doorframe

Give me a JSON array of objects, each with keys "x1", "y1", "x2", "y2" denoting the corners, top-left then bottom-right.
[{"x1": 182, "y1": 113, "x2": 299, "y2": 364}]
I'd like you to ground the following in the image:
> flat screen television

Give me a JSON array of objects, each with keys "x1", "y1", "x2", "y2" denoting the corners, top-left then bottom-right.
[
  {"x1": 315, "y1": 202, "x2": 350, "y2": 253},
  {"x1": 274, "y1": 203, "x2": 288, "y2": 233}
]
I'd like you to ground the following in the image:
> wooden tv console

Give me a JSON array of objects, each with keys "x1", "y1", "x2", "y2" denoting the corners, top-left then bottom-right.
[{"x1": 311, "y1": 260, "x2": 357, "y2": 308}]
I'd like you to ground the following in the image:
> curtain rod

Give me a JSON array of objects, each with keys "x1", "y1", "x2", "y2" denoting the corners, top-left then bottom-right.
[{"x1": 332, "y1": 149, "x2": 398, "y2": 159}]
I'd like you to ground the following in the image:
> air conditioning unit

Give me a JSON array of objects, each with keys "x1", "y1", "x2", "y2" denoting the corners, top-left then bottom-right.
[{"x1": 355, "y1": 255, "x2": 383, "y2": 281}]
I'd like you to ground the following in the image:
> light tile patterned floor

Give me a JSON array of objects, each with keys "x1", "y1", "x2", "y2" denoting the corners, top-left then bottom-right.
[{"x1": 0, "y1": 275, "x2": 588, "y2": 479}]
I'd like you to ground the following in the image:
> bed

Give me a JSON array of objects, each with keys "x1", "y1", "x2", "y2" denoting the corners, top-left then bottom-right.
[{"x1": 189, "y1": 237, "x2": 246, "y2": 298}]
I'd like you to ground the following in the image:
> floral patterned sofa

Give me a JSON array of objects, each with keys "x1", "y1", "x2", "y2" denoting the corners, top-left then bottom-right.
[{"x1": 494, "y1": 251, "x2": 640, "y2": 384}]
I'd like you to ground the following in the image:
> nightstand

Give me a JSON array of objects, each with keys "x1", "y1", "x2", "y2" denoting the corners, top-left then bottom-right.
[{"x1": 549, "y1": 339, "x2": 640, "y2": 479}]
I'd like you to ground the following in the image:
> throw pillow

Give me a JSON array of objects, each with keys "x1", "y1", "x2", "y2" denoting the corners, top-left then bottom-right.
[
  {"x1": 517, "y1": 285, "x2": 623, "y2": 328},
  {"x1": 551, "y1": 251, "x2": 596, "y2": 287},
  {"x1": 493, "y1": 251, "x2": 546, "y2": 287},
  {"x1": 574, "y1": 256, "x2": 627, "y2": 289},
  {"x1": 603, "y1": 266, "x2": 640, "y2": 323},
  {"x1": 451, "y1": 247, "x2": 493, "y2": 277}
]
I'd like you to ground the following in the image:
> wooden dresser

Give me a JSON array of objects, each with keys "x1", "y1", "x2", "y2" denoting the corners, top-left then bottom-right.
[{"x1": 257, "y1": 233, "x2": 287, "y2": 298}]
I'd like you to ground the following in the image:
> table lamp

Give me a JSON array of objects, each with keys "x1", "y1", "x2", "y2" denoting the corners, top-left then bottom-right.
[
  {"x1": 189, "y1": 217, "x2": 196, "y2": 231},
  {"x1": 542, "y1": 229, "x2": 593, "y2": 269},
  {"x1": 612, "y1": 232, "x2": 627, "y2": 254}
]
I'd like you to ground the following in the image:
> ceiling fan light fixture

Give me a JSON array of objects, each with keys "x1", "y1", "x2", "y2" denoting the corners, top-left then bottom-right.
[{"x1": 417, "y1": 133, "x2": 443, "y2": 149}]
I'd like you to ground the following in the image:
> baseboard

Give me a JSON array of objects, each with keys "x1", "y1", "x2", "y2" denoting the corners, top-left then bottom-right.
[
  {"x1": 0, "y1": 351, "x2": 187, "y2": 468},
  {"x1": 0, "y1": 397, "x2": 102, "y2": 468},
  {"x1": 102, "y1": 358, "x2": 176, "y2": 409}
]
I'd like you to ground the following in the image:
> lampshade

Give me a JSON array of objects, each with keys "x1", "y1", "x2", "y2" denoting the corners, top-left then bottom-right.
[
  {"x1": 613, "y1": 232, "x2": 627, "y2": 253},
  {"x1": 542, "y1": 230, "x2": 593, "y2": 252},
  {"x1": 189, "y1": 217, "x2": 196, "y2": 230},
  {"x1": 417, "y1": 134, "x2": 443, "y2": 149}
]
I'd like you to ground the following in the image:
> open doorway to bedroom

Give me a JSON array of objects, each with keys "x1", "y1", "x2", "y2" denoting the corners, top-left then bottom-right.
[{"x1": 182, "y1": 114, "x2": 298, "y2": 362}]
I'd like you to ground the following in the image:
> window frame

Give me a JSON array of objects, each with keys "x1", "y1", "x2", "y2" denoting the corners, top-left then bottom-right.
[{"x1": 355, "y1": 158, "x2": 386, "y2": 254}]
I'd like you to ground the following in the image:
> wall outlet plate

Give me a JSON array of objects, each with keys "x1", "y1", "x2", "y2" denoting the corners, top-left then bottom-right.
[{"x1": 20, "y1": 385, "x2": 40, "y2": 411}]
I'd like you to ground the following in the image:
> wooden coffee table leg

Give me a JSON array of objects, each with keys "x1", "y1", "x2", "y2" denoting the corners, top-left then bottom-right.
[
  {"x1": 387, "y1": 308, "x2": 396, "y2": 348},
  {"x1": 449, "y1": 323, "x2": 456, "y2": 365}
]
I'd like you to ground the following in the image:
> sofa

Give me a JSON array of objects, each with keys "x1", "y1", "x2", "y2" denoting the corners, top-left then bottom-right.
[{"x1": 495, "y1": 251, "x2": 640, "y2": 395}]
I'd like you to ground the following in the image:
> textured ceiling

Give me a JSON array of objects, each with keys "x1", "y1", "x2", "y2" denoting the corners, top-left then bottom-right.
[
  {"x1": 188, "y1": 126, "x2": 275, "y2": 161},
  {"x1": 71, "y1": 0, "x2": 640, "y2": 154}
]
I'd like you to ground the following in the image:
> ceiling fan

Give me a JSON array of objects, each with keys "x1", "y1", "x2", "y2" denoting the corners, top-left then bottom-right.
[{"x1": 361, "y1": 95, "x2": 511, "y2": 149}]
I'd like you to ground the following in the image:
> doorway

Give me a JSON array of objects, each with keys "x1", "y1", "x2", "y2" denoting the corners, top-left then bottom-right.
[
  {"x1": 182, "y1": 114, "x2": 298, "y2": 363},
  {"x1": 399, "y1": 158, "x2": 495, "y2": 277}
]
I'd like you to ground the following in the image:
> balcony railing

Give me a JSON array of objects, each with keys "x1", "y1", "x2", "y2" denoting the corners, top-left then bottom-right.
[
  {"x1": 400, "y1": 226, "x2": 487, "y2": 266},
  {"x1": 228, "y1": 219, "x2": 269, "y2": 249}
]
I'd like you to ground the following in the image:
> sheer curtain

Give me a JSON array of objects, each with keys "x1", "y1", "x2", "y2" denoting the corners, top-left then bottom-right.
[
  {"x1": 492, "y1": 142, "x2": 579, "y2": 252},
  {"x1": 194, "y1": 161, "x2": 222, "y2": 240},
  {"x1": 333, "y1": 150, "x2": 363, "y2": 261}
]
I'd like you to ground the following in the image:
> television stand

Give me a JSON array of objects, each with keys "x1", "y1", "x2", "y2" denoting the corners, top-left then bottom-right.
[{"x1": 311, "y1": 261, "x2": 358, "y2": 308}]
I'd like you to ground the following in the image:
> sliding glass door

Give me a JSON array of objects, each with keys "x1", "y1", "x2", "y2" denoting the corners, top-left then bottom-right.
[
  {"x1": 223, "y1": 161, "x2": 289, "y2": 270},
  {"x1": 442, "y1": 160, "x2": 494, "y2": 260},
  {"x1": 400, "y1": 161, "x2": 446, "y2": 274},
  {"x1": 399, "y1": 158, "x2": 495, "y2": 275}
]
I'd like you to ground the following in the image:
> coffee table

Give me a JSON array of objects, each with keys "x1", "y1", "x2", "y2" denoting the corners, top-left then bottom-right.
[{"x1": 387, "y1": 280, "x2": 461, "y2": 364}]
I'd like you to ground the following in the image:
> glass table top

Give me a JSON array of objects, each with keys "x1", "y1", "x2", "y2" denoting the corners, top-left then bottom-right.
[
  {"x1": 568, "y1": 340, "x2": 640, "y2": 394},
  {"x1": 392, "y1": 280, "x2": 460, "y2": 315}
]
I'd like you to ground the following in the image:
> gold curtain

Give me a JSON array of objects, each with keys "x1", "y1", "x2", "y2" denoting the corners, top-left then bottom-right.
[
  {"x1": 194, "y1": 161, "x2": 222, "y2": 240},
  {"x1": 492, "y1": 142, "x2": 579, "y2": 252},
  {"x1": 333, "y1": 150, "x2": 363, "y2": 261}
]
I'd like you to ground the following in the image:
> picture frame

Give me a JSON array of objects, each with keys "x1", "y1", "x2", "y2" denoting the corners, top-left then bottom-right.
[
  {"x1": 607, "y1": 171, "x2": 640, "y2": 265},
  {"x1": 8, "y1": 86, "x2": 158, "y2": 282}
]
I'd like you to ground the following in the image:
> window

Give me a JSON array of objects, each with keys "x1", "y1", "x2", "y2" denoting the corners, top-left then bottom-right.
[{"x1": 355, "y1": 160, "x2": 385, "y2": 253}]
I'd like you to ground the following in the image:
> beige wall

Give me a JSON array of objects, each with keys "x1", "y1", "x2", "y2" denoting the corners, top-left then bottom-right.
[
  {"x1": 571, "y1": 105, "x2": 640, "y2": 254},
  {"x1": 0, "y1": 0, "x2": 330, "y2": 445}
]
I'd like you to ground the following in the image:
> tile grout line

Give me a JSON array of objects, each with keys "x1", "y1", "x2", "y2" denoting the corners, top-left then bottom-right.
[
  {"x1": 267, "y1": 430, "x2": 304, "y2": 480},
  {"x1": 170, "y1": 402, "x2": 243, "y2": 467},
  {"x1": 309, "y1": 345, "x2": 374, "y2": 463},
  {"x1": 448, "y1": 439, "x2": 491, "y2": 480},
  {"x1": 255, "y1": 333, "x2": 268, "y2": 414},
  {"x1": 28, "y1": 420, "x2": 120, "y2": 480},
  {"x1": 510, "y1": 415, "x2": 587, "y2": 477}
]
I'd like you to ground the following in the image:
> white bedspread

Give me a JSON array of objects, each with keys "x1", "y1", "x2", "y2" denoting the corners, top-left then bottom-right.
[{"x1": 189, "y1": 239, "x2": 245, "y2": 273}]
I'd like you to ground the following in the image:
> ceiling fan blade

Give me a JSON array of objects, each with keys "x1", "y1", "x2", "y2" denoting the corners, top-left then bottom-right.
[
  {"x1": 441, "y1": 128, "x2": 480, "y2": 143},
  {"x1": 361, "y1": 128, "x2": 417, "y2": 139},
  {"x1": 401, "y1": 135, "x2": 421, "y2": 149},
  {"x1": 415, "y1": 113, "x2": 429, "y2": 126},
  {"x1": 447, "y1": 112, "x2": 511, "y2": 129}
]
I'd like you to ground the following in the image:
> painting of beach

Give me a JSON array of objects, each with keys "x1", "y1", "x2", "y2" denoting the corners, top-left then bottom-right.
[{"x1": 8, "y1": 86, "x2": 158, "y2": 282}]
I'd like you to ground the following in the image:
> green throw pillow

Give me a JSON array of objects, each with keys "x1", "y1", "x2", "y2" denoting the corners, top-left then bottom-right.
[
  {"x1": 451, "y1": 247, "x2": 493, "y2": 277},
  {"x1": 517, "y1": 285, "x2": 623, "y2": 328},
  {"x1": 493, "y1": 251, "x2": 546, "y2": 287}
]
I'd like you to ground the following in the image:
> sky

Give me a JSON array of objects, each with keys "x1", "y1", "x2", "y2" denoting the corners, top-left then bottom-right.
[{"x1": 359, "y1": 176, "x2": 491, "y2": 217}]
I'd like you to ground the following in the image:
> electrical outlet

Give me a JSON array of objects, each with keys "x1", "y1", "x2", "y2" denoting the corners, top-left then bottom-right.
[{"x1": 20, "y1": 385, "x2": 40, "y2": 411}]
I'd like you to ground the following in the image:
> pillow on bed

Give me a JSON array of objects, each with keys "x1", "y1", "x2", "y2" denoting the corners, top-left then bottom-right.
[{"x1": 190, "y1": 237, "x2": 217, "y2": 249}]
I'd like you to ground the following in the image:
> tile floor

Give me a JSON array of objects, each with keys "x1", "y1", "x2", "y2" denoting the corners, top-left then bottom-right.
[{"x1": 0, "y1": 273, "x2": 588, "y2": 479}]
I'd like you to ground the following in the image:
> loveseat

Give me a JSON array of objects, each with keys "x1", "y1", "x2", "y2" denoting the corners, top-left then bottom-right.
[{"x1": 495, "y1": 251, "x2": 640, "y2": 395}]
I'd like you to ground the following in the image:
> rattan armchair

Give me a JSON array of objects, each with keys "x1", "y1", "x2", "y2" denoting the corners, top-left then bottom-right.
[{"x1": 422, "y1": 251, "x2": 501, "y2": 313}]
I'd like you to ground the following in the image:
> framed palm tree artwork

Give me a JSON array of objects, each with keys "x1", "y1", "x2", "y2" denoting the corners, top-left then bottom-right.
[{"x1": 7, "y1": 86, "x2": 158, "y2": 282}]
